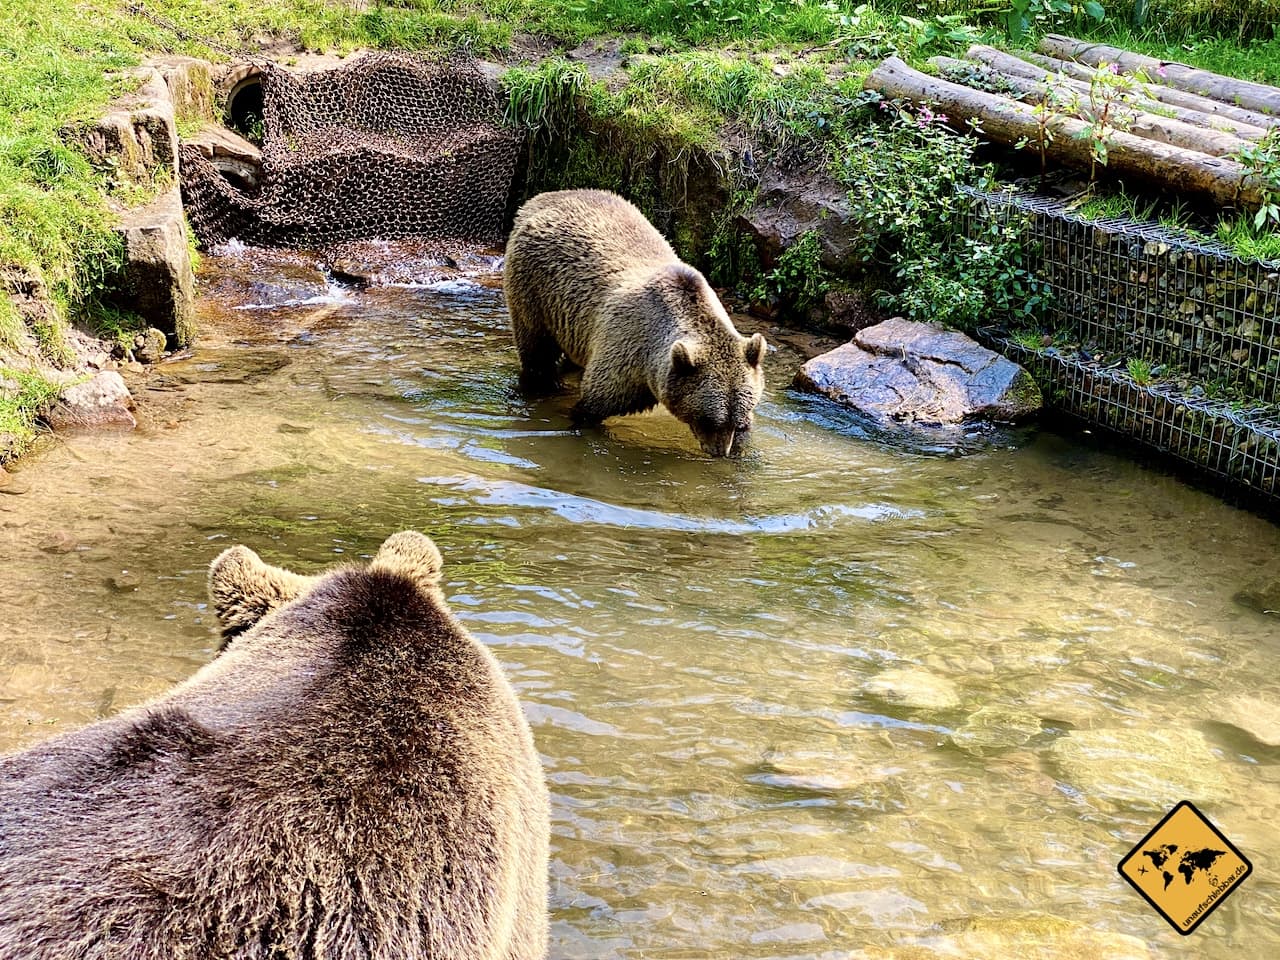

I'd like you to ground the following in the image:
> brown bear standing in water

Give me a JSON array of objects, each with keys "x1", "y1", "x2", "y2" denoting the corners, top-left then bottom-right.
[
  {"x1": 0, "y1": 532, "x2": 549, "y2": 960},
  {"x1": 504, "y1": 189, "x2": 767, "y2": 457}
]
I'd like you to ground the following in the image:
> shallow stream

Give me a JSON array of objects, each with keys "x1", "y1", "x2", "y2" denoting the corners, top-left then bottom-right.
[{"x1": 2, "y1": 246, "x2": 1278, "y2": 958}]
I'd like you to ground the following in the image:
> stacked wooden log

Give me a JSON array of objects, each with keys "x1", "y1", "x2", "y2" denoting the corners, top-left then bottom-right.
[{"x1": 863, "y1": 35, "x2": 1280, "y2": 210}]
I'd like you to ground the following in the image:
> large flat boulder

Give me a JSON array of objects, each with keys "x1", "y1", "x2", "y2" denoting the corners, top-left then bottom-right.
[{"x1": 795, "y1": 318, "x2": 1041, "y2": 426}]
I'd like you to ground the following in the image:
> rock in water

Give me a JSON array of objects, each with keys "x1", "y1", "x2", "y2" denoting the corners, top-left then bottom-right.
[
  {"x1": 1050, "y1": 727, "x2": 1230, "y2": 805},
  {"x1": 795, "y1": 317, "x2": 1041, "y2": 426},
  {"x1": 0, "y1": 467, "x2": 30, "y2": 496},
  {"x1": 46, "y1": 372, "x2": 136, "y2": 430},
  {"x1": 865, "y1": 666, "x2": 961, "y2": 712},
  {"x1": 1219, "y1": 695, "x2": 1280, "y2": 747},
  {"x1": 1234, "y1": 576, "x2": 1280, "y2": 616},
  {"x1": 133, "y1": 328, "x2": 168, "y2": 364},
  {"x1": 950, "y1": 706, "x2": 1043, "y2": 756}
]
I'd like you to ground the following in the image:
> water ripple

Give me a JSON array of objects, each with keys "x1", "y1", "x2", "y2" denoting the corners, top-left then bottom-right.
[{"x1": 416, "y1": 474, "x2": 919, "y2": 532}]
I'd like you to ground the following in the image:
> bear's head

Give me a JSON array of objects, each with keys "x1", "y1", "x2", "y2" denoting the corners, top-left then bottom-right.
[
  {"x1": 658, "y1": 267, "x2": 766, "y2": 457},
  {"x1": 207, "y1": 532, "x2": 444, "y2": 647}
]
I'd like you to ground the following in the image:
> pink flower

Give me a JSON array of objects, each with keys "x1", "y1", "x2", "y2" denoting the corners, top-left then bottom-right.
[
  {"x1": 1108, "y1": 62, "x2": 1120, "y2": 74},
  {"x1": 1156, "y1": 63, "x2": 1168, "y2": 77}
]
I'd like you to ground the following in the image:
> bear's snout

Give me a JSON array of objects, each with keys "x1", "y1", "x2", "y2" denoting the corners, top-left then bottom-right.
[{"x1": 696, "y1": 428, "x2": 737, "y2": 458}]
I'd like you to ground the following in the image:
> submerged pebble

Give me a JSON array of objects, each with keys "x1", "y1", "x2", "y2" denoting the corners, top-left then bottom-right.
[
  {"x1": 950, "y1": 706, "x2": 1043, "y2": 756},
  {"x1": 1219, "y1": 694, "x2": 1280, "y2": 747}
]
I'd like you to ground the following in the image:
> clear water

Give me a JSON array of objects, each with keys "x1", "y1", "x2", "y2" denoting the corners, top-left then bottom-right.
[{"x1": 2, "y1": 247, "x2": 1278, "y2": 958}]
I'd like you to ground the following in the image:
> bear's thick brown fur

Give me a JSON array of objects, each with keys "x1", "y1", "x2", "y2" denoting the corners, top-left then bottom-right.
[
  {"x1": 504, "y1": 189, "x2": 766, "y2": 457},
  {"x1": 0, "y1": 532, "x2": 549, "y2": 960}
]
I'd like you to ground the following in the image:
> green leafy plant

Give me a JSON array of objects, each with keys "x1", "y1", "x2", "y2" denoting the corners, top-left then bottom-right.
[
  {"x1": 838, "y1": 103, "x2": 1048, "y2": 332},
  {"x1": 1126, "y1": 357, "x2": 1154, "y2": 385},
  {"x1": 890, "y1": 215, "x2": 1050, "y2": 330},
  {"x1": 1237, "y1": 128, "x2": 1280, "y2": 230},
  {"x1": 1078, "y1": 61, "x2": 1145, "y2": 183},
  {"x1": 995, "y1": 0, "x2": 1107, "y2": 45},
  {"x1": 1014, "y1": 73, "x2": 1078, "y2": 189},
  {"x1": 897, "y1": 13, "x2": 980, "y2": 53},
  {"x1": 838, "y1": 99, "x2": 979, "y2": 260},
  {"x1": 753, "y1": 230, "x2": 831, "y2": 313}
]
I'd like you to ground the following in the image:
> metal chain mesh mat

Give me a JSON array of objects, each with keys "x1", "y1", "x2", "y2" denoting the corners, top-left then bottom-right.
[{"x1": 180, "y1": 52, "x2": 520, "y2": 248}]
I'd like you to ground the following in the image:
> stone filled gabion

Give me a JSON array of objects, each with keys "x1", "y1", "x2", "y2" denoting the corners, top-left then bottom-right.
[
  {"x1": 961, "y1": 187, "x2": 1280, "y2": 504},
  {"x1": 960, "y1": 188, "x2": 1280, "y2": 403},
  {"x1": 180, "y1": 53, "x2": 520, "y2": 248}
]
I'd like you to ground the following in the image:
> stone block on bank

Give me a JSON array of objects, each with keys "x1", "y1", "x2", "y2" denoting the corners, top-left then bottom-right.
[
  {"x1": 113, "y1": 188, "x2": 197, "y2": 348},
  {"x1": 76, "y1": 68, "x2": 178, "y2": 187},
  {"x1": 184, "y1": 124, "x2": 263, "y2": 192}
]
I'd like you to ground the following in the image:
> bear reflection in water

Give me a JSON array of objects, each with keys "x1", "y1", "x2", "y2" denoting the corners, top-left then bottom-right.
[
  {"x1": 505, "y1": 189, "x2": 766, "y2": 458},
  {"x1": 0, "y1": 532, "x2": 549, "y2": 960}
]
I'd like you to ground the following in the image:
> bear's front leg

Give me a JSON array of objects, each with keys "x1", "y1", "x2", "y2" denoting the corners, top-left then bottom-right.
[{"x1": 571, "y1": 365, "x2": 656, "y2": 425}]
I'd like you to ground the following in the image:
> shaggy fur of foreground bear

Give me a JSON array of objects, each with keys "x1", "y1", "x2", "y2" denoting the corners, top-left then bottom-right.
[
  {"x1": 505, "y1": 189, "x2": 766, "y2": 457},
  {"x1": 0, "y1": 532, "x2": 549, "y2": 960}
]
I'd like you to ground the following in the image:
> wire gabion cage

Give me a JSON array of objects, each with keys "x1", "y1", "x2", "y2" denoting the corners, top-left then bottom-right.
[
  {"x1": 961, "y1": 188, "x2": 1280, "y2": 401},
  {"x1": 962, "y1": 188, "x2": 1280, "y2": 505}
]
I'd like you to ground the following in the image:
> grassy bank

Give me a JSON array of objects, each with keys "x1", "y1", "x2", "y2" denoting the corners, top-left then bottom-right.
[{"x1": 1, "y1": 0, "x2": 1278, "y2": 454}]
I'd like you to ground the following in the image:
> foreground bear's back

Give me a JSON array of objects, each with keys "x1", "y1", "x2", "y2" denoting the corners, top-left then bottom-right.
[{"x1": 0, "y1": 552, "x2": 548, "y2": 960}]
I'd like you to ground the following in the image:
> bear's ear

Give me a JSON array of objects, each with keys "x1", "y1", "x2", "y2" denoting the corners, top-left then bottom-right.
[
  {"x1": 369, "y1": 531, "x2": 444, "y2": 588},
  {"x1": 744, "y1": 332, "x2": 766, "y2": 368},
  {"x1": 670, "y1": 339, "x2": 701, "y2": 375},
  {"x1": 207, "y1": 546, "x2": 314, "y2": 647}
]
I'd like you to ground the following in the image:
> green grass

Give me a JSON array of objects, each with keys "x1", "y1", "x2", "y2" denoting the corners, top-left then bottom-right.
[
  {"x1": 1126, "y1": 356, "x2": 1155, "y2": 385},
  {"x1": 0, "y1": 368, "x2": 60, "y2": 457},
  {"x1": 1073, "y1": 183, "x2": 1280, "y2": 262},
  {"x1": 1216, "y1": 216, "x2": 1280, "y2": 263}
]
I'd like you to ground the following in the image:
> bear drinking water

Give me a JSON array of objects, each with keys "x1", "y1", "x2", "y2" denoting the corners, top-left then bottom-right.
[
  {"x1": 0, "y1": 532, "x2": 549, "y2": 960},
  {"x1": 504, "y1": 189, "x2": 766, "y2": 457}
]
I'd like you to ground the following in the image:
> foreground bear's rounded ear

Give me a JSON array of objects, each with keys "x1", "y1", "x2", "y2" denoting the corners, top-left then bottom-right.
[
  {"x1": 208, "y1": 546, "x2": 313, "y2": 647},
  {"x1": 744, "y1": 332, "x2": 766, "y2": 367},
  {"x1": 670, "y1": 339, "x2": 700, "y2": 374},
  {"x1": 208, "y1": 545, "x2": 263, "y2": 603},
  {"x1": 370, "y1": 531, "x2": 444, "y2": 587}
]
